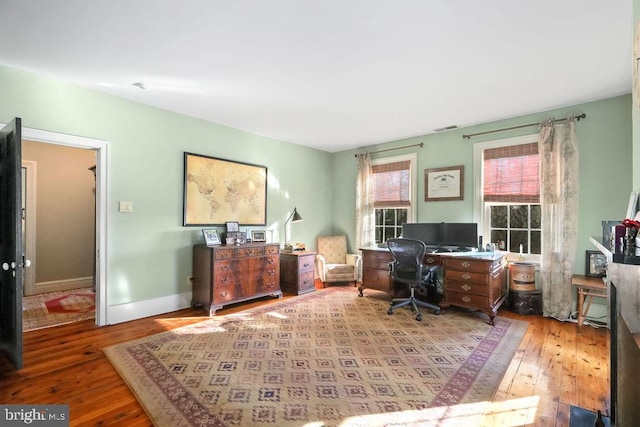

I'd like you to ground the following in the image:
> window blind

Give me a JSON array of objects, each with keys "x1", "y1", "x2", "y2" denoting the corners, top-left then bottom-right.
[
  {"x1": 483, "y1": 142, "x2": 539, "y2": 203},
  {"x1": 373, "y1": 160, "x2": 411, "y2": 207}
]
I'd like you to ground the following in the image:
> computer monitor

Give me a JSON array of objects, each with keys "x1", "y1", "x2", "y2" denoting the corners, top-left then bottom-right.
[
  {"x1": 401, "y1": 223, "x2": 441, "y2": 247},
  {"x1": 440, "y1": 223, "x2": 478, "y2": 249},
  {"x1": 401, "y1": 222, "x2": 478, "y2": 250}
]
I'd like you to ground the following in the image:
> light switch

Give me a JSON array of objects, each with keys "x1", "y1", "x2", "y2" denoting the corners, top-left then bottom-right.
[{"x1": 119, "y1": 201, "x2": 133, "y2": 212}]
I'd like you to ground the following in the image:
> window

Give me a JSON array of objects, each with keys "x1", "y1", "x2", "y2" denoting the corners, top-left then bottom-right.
[
  {"x1": 372, "y1": 154, "x2": 416, "y2": 244},
  {"x1": 473, "y1": 135, "x2": 541, "y2": 259}
]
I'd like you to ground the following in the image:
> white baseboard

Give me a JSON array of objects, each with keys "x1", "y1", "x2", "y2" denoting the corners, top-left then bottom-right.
[
  {"x1": 32, "y1": 277, "x2": 94, "y2": 295},
  {"x1": 106, "y1": 292, "x2": 194, "y2": 325}
]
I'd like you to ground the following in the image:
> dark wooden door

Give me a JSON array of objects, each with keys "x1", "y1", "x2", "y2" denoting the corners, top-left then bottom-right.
[{"x1": 0, "y1": 118, "x2": 23, "y2": 370}]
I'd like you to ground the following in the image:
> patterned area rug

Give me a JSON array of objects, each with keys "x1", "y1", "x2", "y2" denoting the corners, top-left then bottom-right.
[
  {"x1": 23, "y1": 289, "x2": 95, "y2": 331},
  {"x1": 105, "y1": 288, "x2": 528, "y2": 426}
]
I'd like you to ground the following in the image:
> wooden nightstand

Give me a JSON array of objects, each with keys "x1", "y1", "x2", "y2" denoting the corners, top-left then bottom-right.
[{"x1": 280, "y1": 251, "x2": 316, "y2": 295}]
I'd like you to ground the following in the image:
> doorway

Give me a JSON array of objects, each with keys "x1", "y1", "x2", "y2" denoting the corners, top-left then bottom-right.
[{"x1": 16, "y1": 125, "x2": 108, "y2": 326}]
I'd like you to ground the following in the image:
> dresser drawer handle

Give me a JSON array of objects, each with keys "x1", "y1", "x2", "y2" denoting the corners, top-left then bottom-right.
[
  {"x1": 221, "y1": 265, "x2": 231, "y2": 271},
  {"x1": 461, "y1": 284, "x2": 471, "y2": 291},
  {"x1": 219, "y1": 291, "x2": 228, "y2": 297},
  {"x1": 426, "y1": 257, "x2": 435, "y2": 264},
  {"x1": 302, "y1": 279, "x2": 310, "y2": 285},
  {"x1": 303, "y1": 262, "x2": 311, "y2": 268},
  {"x1": 462, "y1": 296, "x2": 471, "y2": 303},
  {"x1": 462, "y1": 273, "x2": 471, "y2": 280},
  {"x1": 268, "y1": 269, "x2": 276, "y2": 275},
  {"x1": 461, "y1": 261, "x2": 471, "y2": 268},
  {"x1": 267, "y1": 259, "x2": 275, "y2": 264}
]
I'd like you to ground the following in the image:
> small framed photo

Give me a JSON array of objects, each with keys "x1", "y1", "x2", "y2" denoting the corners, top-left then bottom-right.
[
  {"x1": 202, "y1": 229, "x2": 221, "y2": 246},
  {"x1": 585, "y1": 250, "x2": 607, "y2": 277},
  {"x1": 251, "y1": 230, "x2": 266, "y2": 242},
  {"x1": 226, "y1": 221, "x2": 239, "y2": 233}
]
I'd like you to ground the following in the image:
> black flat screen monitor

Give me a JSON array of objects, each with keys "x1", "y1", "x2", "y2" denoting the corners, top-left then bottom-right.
[
  {"x1": 440, "y1": 223, "x2": 478, "y2": 249},
  {"x1": 401, "y1": 223, "x2": 441, "y2": 247},
  {"x1": 401, "y1": 222, "x2": 478, "y2": 250}
]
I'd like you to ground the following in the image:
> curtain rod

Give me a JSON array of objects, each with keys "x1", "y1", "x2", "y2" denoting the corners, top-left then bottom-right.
[
  {"x1": 354, "y1": 142, "x2": 423, "y2": 157},
  {"x1": 462, "y1": 113, "x2": 586, "y2": 140}
]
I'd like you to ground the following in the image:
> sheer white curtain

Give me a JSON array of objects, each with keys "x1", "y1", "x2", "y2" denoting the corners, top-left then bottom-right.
[
  {"x1": 355, "y1": 154, "x2": 375, "y2": 265},
  {"x1": 539, "y1": 118, "x2": 579, "y2": 320}
]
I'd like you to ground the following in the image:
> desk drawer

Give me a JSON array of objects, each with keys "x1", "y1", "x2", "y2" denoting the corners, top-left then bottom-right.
[
  {"x1": 445, "y1": 269, "x2": 487, "y2": 284},
  {"x1": 363, "y1": 267, "x2": 392, "y2": 292},
  {"x1": 363, "y1": 251, "x2": 392, "y2": 270},
  {"x1": 446, "y1": 280, "x2": 488, "y2": 296},
  {"x1": 445, "y1": 290, "x2": 488, "y2": 307},
  {"x1": 445, "y1": 258, "x2": 491, "y2": 273}
]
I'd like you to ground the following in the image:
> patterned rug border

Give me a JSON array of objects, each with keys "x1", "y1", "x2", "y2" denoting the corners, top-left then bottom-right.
[{"x1": 105, "y1": 288, "x2": 528, "y2": 426}]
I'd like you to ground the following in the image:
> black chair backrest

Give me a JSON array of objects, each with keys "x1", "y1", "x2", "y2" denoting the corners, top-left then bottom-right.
[{"x1": 387, "y1": 238, "x2": 427, "y2": 285}]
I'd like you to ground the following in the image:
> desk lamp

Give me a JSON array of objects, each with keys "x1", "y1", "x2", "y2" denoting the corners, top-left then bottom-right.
[{"x1": 283, "y1": 207, "x2": 303, "y2": 252}]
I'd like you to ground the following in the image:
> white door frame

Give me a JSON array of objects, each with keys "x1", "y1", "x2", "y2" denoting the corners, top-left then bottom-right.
[{"x1": 6, "y1": 124, "x2": 109, "y2": 326}]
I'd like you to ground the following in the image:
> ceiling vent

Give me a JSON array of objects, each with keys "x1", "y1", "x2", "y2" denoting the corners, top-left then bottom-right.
[{"x1": 434, "y1": 125, "x2": 458, "y2": 132}]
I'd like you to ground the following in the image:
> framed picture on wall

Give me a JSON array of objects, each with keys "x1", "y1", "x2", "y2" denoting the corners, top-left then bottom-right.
[
  {"x1": 585, "y1": 250, "x2": 607, "y2": 277},
  {"x1": 183, "y1": 152, "x2": 267, "y2": 226},
  {"x1": 425, "y1": 165, "x2": 464, "y2": 201}
]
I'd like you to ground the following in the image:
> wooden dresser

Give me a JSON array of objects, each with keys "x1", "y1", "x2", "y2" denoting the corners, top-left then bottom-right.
[
  {"x1": 360, "y1": 247, "x2": 508, "y2": 324},
  {"x1": 280, "y1": 251, "x2": 316, "y2": 295},
  {"x1": 440, "y1": 253, "x2": 508, "y2": 325},
  {"x1": 192, "y1": 243, "x2": 282, "y2": 315}
]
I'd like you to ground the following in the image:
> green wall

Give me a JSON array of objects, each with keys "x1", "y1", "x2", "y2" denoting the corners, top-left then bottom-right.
[
  {"x1": 0, "y1": 65, "x2": 332, "y2": 307},
  {"x1": 1, "y1": 63, "x2": 632, "y2": 319},
  {"x1": 331, "y1": 95, "x2": 632, "y2": 277}
]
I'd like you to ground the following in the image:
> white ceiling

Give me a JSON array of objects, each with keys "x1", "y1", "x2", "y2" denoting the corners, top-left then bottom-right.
[{"x1": 0, "y1": 1, "x2": 632, "y2": 152}]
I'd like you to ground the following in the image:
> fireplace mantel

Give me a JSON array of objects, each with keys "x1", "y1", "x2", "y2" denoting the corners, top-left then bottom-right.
[{"x1": 590, "y1": 237, "x2": 640, "y2": 335}]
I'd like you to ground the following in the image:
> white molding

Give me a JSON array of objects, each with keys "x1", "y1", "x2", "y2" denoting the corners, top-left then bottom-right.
[
  {"x1": 34, "y1": 277, "x2": 94, "y2": 294},
  {"x1": 107, "y1": 292, "x2": 194, "y2": 325}
]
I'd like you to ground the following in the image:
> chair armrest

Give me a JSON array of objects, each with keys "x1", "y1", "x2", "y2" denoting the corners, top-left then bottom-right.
[
  {"x1": 345, "y1": 253, "x2": 361, "y2": 266},
  {"x1": 315, "y1": 254, "x2": 328, "y2": 282},
  {"x1": 346, "y1": 253, "x2": 362, "y2": 282}
]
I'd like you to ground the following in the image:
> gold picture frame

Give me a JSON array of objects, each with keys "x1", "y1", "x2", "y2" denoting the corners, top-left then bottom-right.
[
  {"x1": 184, "y1": 152, "x2": 267, "y2": 226},
  {"x1": 425, "y1": 165, "x2": 464, "y2": 201}
]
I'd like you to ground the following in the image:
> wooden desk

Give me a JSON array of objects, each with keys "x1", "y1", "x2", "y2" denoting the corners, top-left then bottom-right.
[
  {"x1": 360, "y1": 247, "x2": 508, "y2": 324},
  {"x1": 572, "y1": 274, "x2": 607, "y2": 326}
]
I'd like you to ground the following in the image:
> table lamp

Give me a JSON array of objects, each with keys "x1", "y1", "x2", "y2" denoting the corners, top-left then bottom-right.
[{"x1": 283, "y1": 207, "x2": 303, "y2": 252}]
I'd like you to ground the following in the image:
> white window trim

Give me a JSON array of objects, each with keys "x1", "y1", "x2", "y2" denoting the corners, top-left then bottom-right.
[
  {"x1": 371, "y1": 152, "x2": 417, "y2": 222},
  {"x1": 473, "y1": 133, "x2": 541, "y2": 263}
]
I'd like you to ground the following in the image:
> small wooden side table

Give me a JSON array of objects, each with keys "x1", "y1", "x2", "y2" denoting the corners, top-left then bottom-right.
[
  {"x1": 280, "y1": 251, "x2": 317, "y2": 295},
  {"x1": 572, "y1": 274, "x2": 607, "y2": 326}
]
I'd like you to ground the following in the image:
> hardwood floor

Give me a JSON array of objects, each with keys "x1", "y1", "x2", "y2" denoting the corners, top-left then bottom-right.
[{"x1": 0, "y1": 283, "x2": 609, "y2": 426}]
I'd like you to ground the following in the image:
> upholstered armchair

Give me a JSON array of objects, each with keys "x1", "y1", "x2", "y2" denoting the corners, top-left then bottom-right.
[{"x1": 315, "y1": 235, "x2": 361, "y2": 287}]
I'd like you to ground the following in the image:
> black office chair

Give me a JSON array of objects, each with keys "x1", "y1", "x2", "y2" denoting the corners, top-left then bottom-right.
[{"x1": 387, "y1": 238, "x2": 441, "y2": 321}]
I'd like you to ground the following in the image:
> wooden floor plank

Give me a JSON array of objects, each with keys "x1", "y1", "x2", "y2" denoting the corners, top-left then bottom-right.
[{"x1": 1, "y1": 285, "x2": 609, "y2": 426}]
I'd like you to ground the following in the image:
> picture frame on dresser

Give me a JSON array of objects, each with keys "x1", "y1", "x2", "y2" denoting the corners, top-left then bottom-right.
[
  {"x1": 585, "y1": 250, "x2": 607, "y2": 277},
  {"x1": 251, "y1": 230, "x2": 266, "y2": 242},
  {"x1": 202, "y1": 229, "x2": 221, "y2": 246}
]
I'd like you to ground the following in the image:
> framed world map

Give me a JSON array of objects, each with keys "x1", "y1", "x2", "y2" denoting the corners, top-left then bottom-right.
[{"x1": 183, "y1": 152, "x2": 267, "y2": 226}]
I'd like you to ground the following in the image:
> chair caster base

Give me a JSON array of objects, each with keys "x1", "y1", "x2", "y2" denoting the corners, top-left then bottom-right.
[
  {"x1": 416, "y1": 315, "x2": 422, "y2": 321},
  {"x1": 387, "y1": 309, "x2": 393, "y2": 315}
]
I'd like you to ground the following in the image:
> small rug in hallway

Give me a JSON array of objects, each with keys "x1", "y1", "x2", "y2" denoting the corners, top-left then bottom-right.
[
  {"x1": 105, "y1": 288, "x2": 528, "y2": 427},
  {"x1": 23, "y1": 289, "x2": 95, "y2": 331}
]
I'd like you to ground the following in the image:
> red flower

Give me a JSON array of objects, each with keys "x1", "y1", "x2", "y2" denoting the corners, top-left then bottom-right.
[{"x1": 622, "y1": 218, "x2": 640, "y2": 228}]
